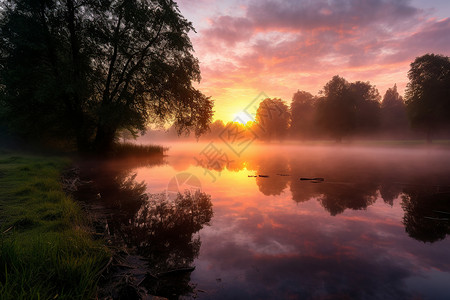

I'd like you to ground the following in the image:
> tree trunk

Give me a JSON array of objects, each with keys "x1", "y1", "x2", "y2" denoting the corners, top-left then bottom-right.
[
  {"x1": 94, "y1": 125, "x2": 116, "y2": 154},
  {"x1": 67, "y1": 0, "x2": 88, "y2": 153},
  {"x1": 76, "y1": 127, "x2": 91, "y2": 153}
]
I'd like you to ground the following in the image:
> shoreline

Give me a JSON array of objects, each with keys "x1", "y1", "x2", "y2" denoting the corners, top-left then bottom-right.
[
  {"x1": 0, "y1": 150, "x2": 110, "y2": 299},
  {"x1": 67, "y1": 165, "x2": 153, "y2": 299}
]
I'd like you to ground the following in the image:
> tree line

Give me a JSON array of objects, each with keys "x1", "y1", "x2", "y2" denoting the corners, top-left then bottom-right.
[
  {"x1": 0, "y1": 1, "x2": 448, "y2": 151},
  {"x1": 202, "y1": 53, "x2": 449, "y2": 143}
]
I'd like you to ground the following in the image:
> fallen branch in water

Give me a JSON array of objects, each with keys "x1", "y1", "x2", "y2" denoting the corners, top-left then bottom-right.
[{"x1": 300, "y1": 177, "x2": 324, "y2": 181}]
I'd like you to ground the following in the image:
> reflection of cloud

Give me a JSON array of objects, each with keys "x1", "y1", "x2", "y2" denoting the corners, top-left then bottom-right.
[
  {"x1": 196, "y1": 209, "x2": 416, "y2": 299},
  {"x1": 195, "y1": 199, "x2": 450, "y2": 299},
  {"x1": 140, "y1": 144, "x2": 450, "y2": 298}
]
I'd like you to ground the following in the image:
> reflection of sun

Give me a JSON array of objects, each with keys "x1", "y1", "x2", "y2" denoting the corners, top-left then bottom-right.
[{"x1": 234, "y1": 111, "x2": 254, "y2": 125}]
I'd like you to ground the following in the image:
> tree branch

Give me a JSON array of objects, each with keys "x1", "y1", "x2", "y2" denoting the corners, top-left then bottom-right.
[{"x1": 103, "y1": 11, "x2": 123, "y2": 104}]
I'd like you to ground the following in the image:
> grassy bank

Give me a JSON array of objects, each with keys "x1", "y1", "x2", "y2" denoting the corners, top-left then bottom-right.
[{"x1": 0, "y1": 150, "x2": 110, "y2": 299}]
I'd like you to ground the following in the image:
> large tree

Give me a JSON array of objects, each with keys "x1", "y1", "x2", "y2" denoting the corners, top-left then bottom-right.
[
  {"x1": 316, "y1": 76, "x2": 354, "y2": 142},
  {"x1": 254, "y1": 98, "x2": 290, "y2": 142},
  {"x1": 290, "y1": 90, "x2": 316, "y2": 140},
  {"x1": 381, "y1": 84, "x2": 408, "y2": 137},
  {"x1": 405, "y1": 54, "x2": 450, "y2": 143},
  {"x1": 350, "y1": 80, "x2": 381, "y2": 135},
  {"x1": 316, "y1": 76, "x2": 380, "y2": 142},
  {"x1": 0, "y1": 0, "x2": 213, "y2": 152}
]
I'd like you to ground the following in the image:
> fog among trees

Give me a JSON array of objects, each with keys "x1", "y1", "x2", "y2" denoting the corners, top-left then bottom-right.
[
  {"x1": 140, "y1": 53, "x2": 449, "y2": 145},
  {"x1": 0, "y1": 0, "x2": 448, "y2": 151}
]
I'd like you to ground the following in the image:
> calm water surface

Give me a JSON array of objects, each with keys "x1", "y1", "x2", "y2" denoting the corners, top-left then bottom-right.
[{"x1": 93, "y1": 143, "x2": 450, "y2": 299}]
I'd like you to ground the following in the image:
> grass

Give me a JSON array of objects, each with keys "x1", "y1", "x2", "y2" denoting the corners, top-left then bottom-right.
[
  {"x1": 0, "y1": 151, "x2": 110, "y2": 299},
  {"x1": 110, "y1": 142, "x2": 167, "y2": 158}
]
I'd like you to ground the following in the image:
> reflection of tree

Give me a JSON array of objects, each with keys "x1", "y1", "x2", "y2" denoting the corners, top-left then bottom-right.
[
  {"x1": 77, "y1": 157, "x2": 213, "y2": 298},
  {"x1": 318, "y1": 183, "x2": 378, "y2": 216},
  {"x1": 290, "y1": 181, "x2": 319, "y2": 204},
  {"x1": 134, "y1": 191, "x2": 213, "y2": 270},
  {"x1": 102, "y1": 173, "x2": 149, "y2": 239},
  {"x1": 255, "y1": 156, "x2": 290, "y2": 196},
  {"x1": 379, "y1": 183, "x2": 402, "y2": 206},
  {"x1": 401, "y1": 188, "x2": 450, "y2": 243},
  {"x1": 289, "y1": 152, "x2": 380, "y2": 213},
  {"x1": 132, "y1": 190, "x2": 213, "y2": 298},
  {"x1": 290, "y1": 156, "x2": 321, "y2": 204},
  {"x1": 78, "y1": 158, "x2": 164, "y2": 237}
]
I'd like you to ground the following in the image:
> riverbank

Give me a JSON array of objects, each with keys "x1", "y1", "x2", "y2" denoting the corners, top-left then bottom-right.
[{"x1": 0, "y1": 150, "x2": 110, "y2": 299}]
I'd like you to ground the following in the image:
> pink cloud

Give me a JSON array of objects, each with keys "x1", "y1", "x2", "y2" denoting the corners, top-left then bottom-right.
[
  {"x1": 203, "y1": 16, "x2": 254, "y2": 45},
  {"x1": 188, "y1": 0, "x2": 450, "y2": 118},
  {"x1": 247, "y1": 0, "x2": 420, "y2": 32}
]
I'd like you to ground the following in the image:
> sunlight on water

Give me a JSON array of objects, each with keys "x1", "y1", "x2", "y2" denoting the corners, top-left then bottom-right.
[{"x1": 112, "y1": 143, "x2": 450, "y2": 299}]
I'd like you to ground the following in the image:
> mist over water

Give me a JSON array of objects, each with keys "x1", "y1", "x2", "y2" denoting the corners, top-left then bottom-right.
[{"x1": 93, "y1": 142, "x2": 450, "y2": 299}]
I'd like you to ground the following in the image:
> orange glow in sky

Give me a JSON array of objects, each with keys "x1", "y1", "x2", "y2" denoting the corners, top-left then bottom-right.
[
  {"x1": 177, "y1": 0, "x2": 450, "y2": 122},
  {"x1": 233, "y1": 111, "x2": 254, "y2": 124}
]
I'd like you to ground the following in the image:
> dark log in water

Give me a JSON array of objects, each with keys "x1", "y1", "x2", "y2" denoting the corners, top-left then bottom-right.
[{"x1": 300, "y1": 177, "x2": 325, "y2": 181}]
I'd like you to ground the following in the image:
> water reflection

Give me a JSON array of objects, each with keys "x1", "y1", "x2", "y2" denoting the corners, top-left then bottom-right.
[
  {"x1": 134, "y1": 191, "x2": 213, "y2": 297},
  {"x1": 77, "y1": 157, "x2": 213, "y2": 299},
  {"x1": 317, "y1": 182, "x2": 378, "y2": 216},
  {"x1": 138, "y1": 144, "x2": 450, "y2": 299},
  {"x1": 80, "y1": 144, "x2": 450, "y2": 299},
  {"x1": 177, "y1": 145, "x2": 450, "y2": 244},
  {"x1": 402, "y1": 188, "x2": 450, "y2": 243},
  {"x1": 380, "y1": 183, "x2": 402, "y2": 206},
  {"x1": 255, "y1": 155, "x2": 289, "y2": 196}
]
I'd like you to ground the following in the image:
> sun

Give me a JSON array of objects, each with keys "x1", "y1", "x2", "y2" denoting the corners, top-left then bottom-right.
[{"x1": 233, "y1": 111, "x2": 254, "y2": 125}]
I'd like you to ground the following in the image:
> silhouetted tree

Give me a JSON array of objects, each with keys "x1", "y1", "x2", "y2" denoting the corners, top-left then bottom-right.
[
  {"x1": 350, "y1": 81, "x2": 381, "y2": 135},
  {"x1": 254, "y1": 98, "x2": 290, "y2": 141},
  {"x1": 316, "y1": 76, "x2": 381, "y2": 141},
  {"x1": 381, "y1": 84, "x2": 409, "y2": 137},
  {"x1": 0, "y1": 0, "x2": 213, "y2": 152},
  {"x1": 290, "y1": 90, "x2": 317, "y2": 140},
  {"x1": 207, "y1": 120, "x2": 226, "y2": 137},
  {"x1": 405, "y1": 54, "x2": 450, "y2": 143},
  {"x1": 316, "y1": 76, "x2": 355, "y2": 142}
]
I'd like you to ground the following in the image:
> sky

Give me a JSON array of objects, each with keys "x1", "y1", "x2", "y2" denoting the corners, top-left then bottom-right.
[{"x1": 176, "y1": 0, "x2": 450, "y2": 122}]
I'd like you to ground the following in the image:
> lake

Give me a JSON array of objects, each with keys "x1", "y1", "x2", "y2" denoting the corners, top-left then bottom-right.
[{"x1": 84, "y1": 142, "x2": 450, "y2": 299}]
